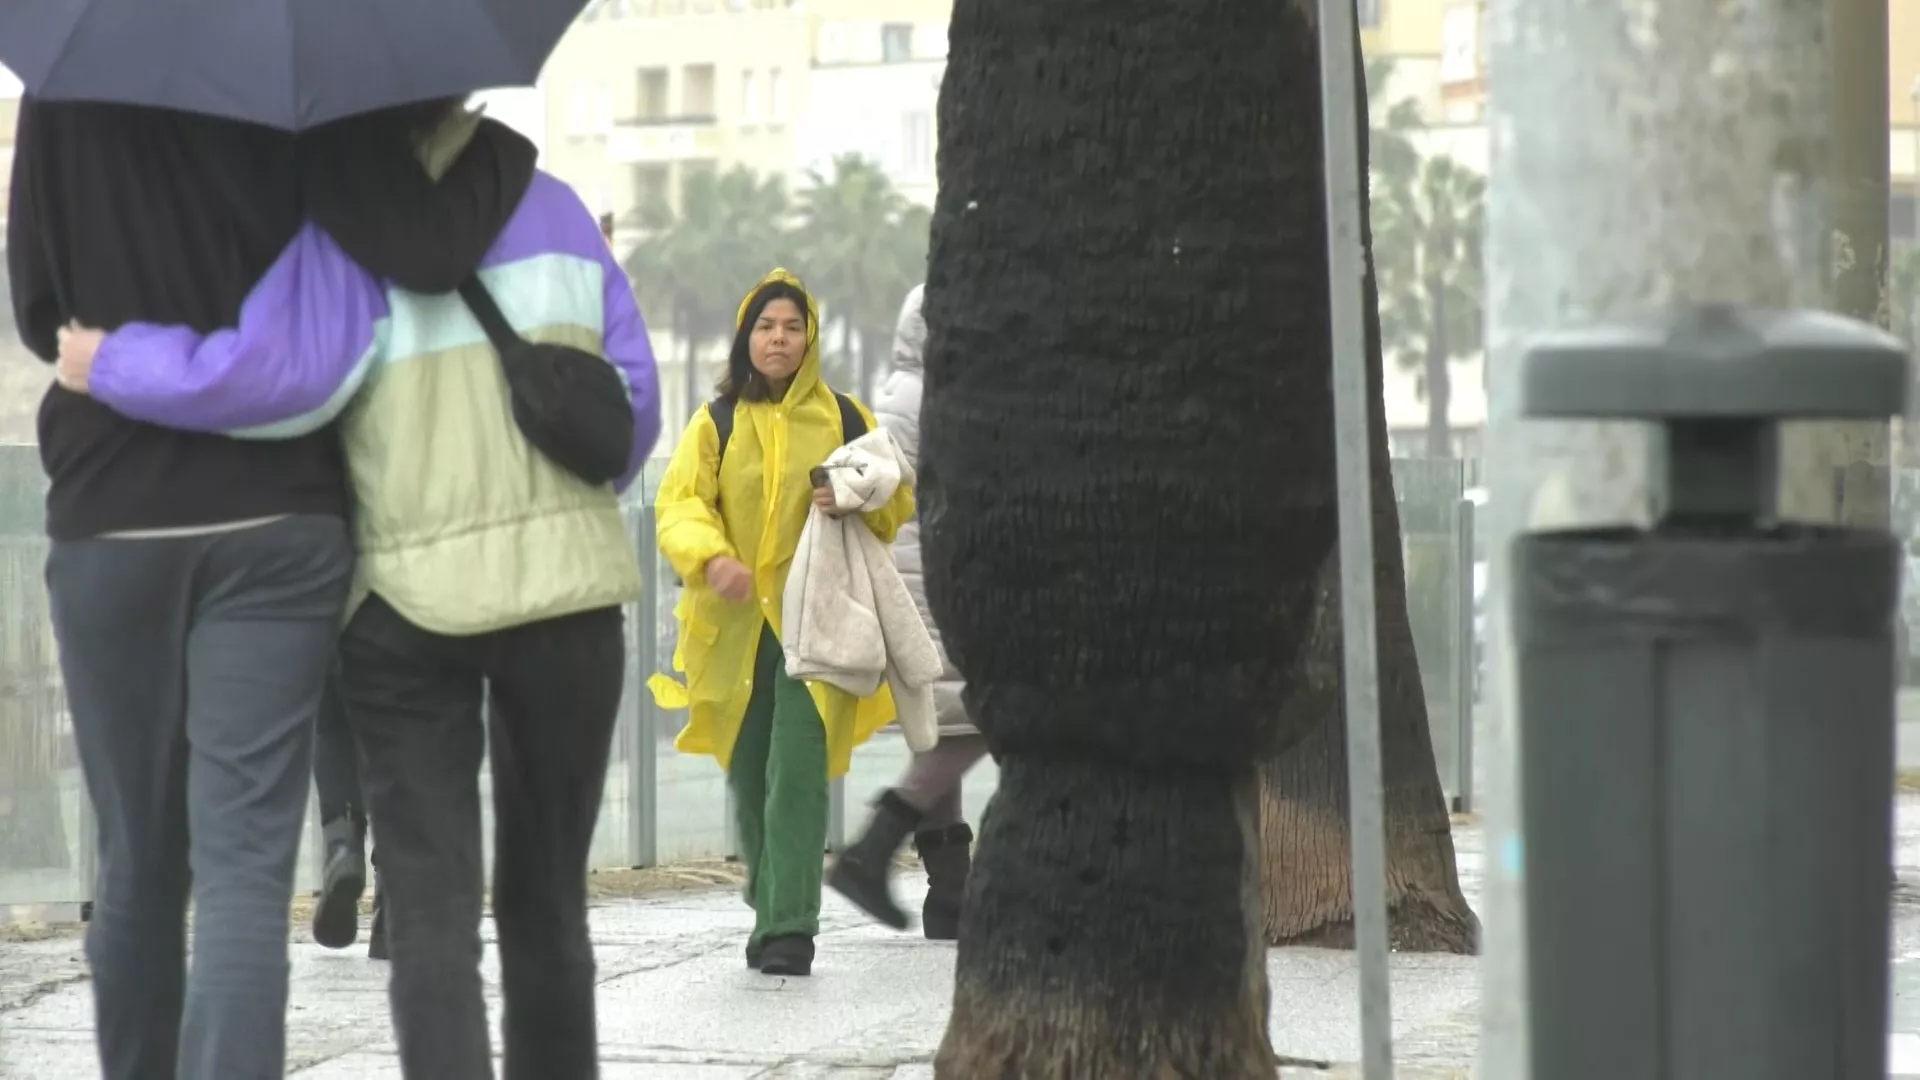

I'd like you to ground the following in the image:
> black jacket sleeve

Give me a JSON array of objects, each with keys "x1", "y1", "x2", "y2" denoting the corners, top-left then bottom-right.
[
  {"x1": 298, "y1": 115, "x2": 538, "y2": 295},
  {"x1": 7, "y1": 100, "x2": 63, "y2": 363}
]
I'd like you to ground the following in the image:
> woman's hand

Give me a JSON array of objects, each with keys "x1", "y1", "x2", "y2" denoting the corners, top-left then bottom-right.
[
  {"x1": 704, "y1": 555, "x2": 754, "y2": 603},
  {"x1": 812, "y1": 483, "x2": 839, "y2": 516},
  {"x1": 56, "y1": 322, "x2": 105, "y2": 395}
]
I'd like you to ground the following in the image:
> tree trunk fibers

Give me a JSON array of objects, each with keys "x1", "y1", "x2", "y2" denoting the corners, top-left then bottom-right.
[
  {"x1": 920, "y1": 0, "x2": 1333, "y2": 1071},
  {"x1": 936, "y1": 760, "x2": 1274, "y2": 1078}
]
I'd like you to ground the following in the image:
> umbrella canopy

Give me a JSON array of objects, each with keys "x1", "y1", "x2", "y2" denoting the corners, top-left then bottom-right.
[{"x1": 0, "y1": 0, "x2": 588, "y2": 131}]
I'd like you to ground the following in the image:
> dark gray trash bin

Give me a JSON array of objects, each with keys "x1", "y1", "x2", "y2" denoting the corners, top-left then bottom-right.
[{"x1": 1512, "y1": 305, "x2": 1909, "y2": 1079}]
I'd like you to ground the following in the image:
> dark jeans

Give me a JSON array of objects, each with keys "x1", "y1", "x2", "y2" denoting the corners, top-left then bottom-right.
[
  {"x1": 337, "y1": 593, "x2": 624, "y2": 1080},
  {"x1": 47, "y1": 516, "x2": 352, "y2": 1080}
]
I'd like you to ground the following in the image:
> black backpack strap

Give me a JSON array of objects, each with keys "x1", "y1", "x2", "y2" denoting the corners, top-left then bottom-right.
[
  {"x1": 710, "y1": 392, "x2": 855, "y2": 475},
  {"x1": 834, "y1": 392, "x2": 867, "y2": 444},
  {"x1": 709, "y1": 396, "x2": 737, "y2": 471},
  {"x1": 455, "y1": 277, "x2": 524, "y2": 354}
]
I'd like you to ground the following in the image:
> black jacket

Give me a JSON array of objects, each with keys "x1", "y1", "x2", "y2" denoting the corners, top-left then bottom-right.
[
  {"x1": 6, "y1": 98, "x2": 342, "y2": 539},
  {"x1": 5, "y1": 101, "x2": 538, "y2": 541}
]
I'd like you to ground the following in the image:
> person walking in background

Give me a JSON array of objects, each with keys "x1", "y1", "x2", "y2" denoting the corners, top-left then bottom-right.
[
  {"x1": 827, "y1": 285, "x2": 985, "y2": 941},
  {"x1": 56, "y1": 99, "x2": 662, "y2": 1079},
  {"x1": 654, "y1": 269, "x2": 915, "y2": 978},
  {"x1": 6, "y1": 99, "x2": 354, "y2": 1080},
  {"x1": 309, "y1": 668, "x2": 386, "y2": 959}
]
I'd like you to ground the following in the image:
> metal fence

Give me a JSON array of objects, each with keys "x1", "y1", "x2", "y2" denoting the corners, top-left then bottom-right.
[{"x1": 0, "y1": 451, "x2": 1476, "y2": 912}]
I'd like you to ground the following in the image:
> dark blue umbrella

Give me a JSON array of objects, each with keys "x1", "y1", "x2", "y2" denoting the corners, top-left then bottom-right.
[{"x1": 0, "y1": 0, "x2": 588, "y2": 131}]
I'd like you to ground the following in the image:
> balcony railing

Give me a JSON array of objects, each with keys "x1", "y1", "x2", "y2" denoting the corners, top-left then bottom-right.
[{"x1": 615, "y1": 113, "x2": 718, "y2": 128}]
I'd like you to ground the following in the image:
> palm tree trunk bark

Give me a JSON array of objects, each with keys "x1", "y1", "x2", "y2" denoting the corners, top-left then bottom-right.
[
  {"x1": 1257, "y1": 25, "x2": 1477, "y2": 954},
  {"x1": 920, "y1": 0, "x2": 1334, "y2": 1073}
]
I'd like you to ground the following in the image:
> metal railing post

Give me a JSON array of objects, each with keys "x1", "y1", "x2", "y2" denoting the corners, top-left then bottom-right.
[
  {"x1": 1453, "y1": 496, "x2": 1476, "y2": 813},
  {"x1": 627, "y1": 504, "x2": 660, "y2": 869}
]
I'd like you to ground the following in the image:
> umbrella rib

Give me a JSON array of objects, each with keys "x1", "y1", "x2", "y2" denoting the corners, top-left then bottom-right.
[{"x1": 29, "y1": 1, "x2": 108, "y2": 101}]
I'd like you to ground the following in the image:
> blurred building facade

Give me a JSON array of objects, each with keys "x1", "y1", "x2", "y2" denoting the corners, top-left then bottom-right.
[
  {"x1": 797, "y1": 0, "x2": 948, "y2": 207},
  {"x1": 541, "y1": 0, "x2": 814, "y2": 228}
]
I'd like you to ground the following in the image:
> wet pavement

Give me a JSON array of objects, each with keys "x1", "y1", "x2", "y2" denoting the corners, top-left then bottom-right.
[{"x1": 5, "y1": 802, "x2": 1920, "y2": 1077}]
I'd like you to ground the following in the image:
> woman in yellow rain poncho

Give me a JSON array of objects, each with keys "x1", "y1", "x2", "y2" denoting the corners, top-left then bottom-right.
[{"x1": 652, "y1": 270, "x2": 913, "y2": 977}]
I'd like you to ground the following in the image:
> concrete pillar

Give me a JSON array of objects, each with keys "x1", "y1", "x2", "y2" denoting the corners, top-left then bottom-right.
[{"x1": 1478, "y1": 1, "x2": 1890, "y2": 1075}]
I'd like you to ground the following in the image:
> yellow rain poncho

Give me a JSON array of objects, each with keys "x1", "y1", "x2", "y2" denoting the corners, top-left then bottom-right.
[{"x1": 649, "y1": 269, "x2": 915, "y2": 778}]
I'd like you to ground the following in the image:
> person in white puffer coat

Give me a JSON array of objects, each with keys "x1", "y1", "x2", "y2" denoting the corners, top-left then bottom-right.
[{"x1": 826, "y1": 284, "x2": 985, "y2": 940}]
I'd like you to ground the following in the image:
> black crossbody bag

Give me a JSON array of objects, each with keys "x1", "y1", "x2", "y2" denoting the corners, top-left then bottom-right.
[{"x1": 456, "y1": 276, "x2": 633, "y2": 486}]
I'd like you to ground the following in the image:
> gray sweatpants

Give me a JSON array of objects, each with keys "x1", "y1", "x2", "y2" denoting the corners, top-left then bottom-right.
[
  {"x1": 895, "y1": 733, "x2": 990, "y2": 829},
  {"x1": 47, "y1": 516, "x2": 352, "y2": 1080}
]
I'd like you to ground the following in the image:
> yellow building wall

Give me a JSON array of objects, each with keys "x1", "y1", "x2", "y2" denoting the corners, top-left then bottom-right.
[
  {"x1": 541, "y1": 9, "x2": 813, "y2": 220},
  {"x1": 1893, "y1": 0, "x2": 1920, "y2": 183}
]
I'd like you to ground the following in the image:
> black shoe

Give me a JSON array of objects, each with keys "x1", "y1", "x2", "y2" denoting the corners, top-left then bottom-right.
[
  {"x1": 312, "y1": 813, "x2": 366, "y2": 950},
  {"x1": 757, "y1": 935, "x2": 815, "y2": 977},
  {"x1": 366, "y1": 871, "x2": 389, "y2": 961},
  {"x1": 826, "y1": 790, "x2": 920, "y2": 931},
  {"x1": 916, "y1": 823, "x2": 973, "y2": 942}
]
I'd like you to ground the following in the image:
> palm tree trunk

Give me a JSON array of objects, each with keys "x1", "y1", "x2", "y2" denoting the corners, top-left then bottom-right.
[
  {"x1": 1423, "y1": 277, "x2": 1451, "y2": 458},
  {"x1": 1257, "y1": 20, "x2": 1477, "y2": 955},
  {"x1": 1256, "y1": 461, "x2": 1478, "y2": 953},
  {"x1": 920, "y1": 0, "x2": 1331, "y2": 1073}
]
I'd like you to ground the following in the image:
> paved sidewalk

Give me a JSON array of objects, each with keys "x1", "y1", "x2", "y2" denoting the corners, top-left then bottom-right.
[
  {"x1": 7, "y1": 803, "x2": 1920, "y2": 1077},
  {"x1": 0, "y1": 870, "x2": 1481, "y2": 1079}
]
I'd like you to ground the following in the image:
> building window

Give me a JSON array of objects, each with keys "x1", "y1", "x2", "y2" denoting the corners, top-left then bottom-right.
[
  {"x1": 1358, "y1": 0, "x2": 1381, "y2": 28},
  {"x1": 1440, "y1": 5, "x2": 1478, "y2": 83},
  {"x1": 768, "y1": 68, "x2": 786, "y2": 123},
  {"x1": 682, "y1": 63, "x2": 717, "y2": 118},
  {"x1": 636, "y1": 68, "x2": 669, "y2": 121},
  {"x1": 901, "y1": 110, "x2": 934, "y2": 181},
  {"x1": 881, "y1": 23, "x2": 914, "y2": 63},
  {"x1": 741, "y1": 69, "x2": 761, "y2": 123}
]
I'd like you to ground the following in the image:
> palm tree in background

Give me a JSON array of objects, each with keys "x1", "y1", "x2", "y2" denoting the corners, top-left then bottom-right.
[
  {"x1": 794, "y1": 155, "x2": 931, "y2": 401},
  {"x1": 624, "y1": 166, "x2": 792, "y2": 423},
  {"x1": 1373, "y1": 154, "x2": 1486, "y2": 457},
  {"x1": 1364, "y1": 54, "x2": 1487, "y2": 458},
  {"x1": 1365, "y1": 56, "x2": 1423, "y2": 185},
  {"x1": 622, "y1": 155, "x2": 928, "y2": 413}
]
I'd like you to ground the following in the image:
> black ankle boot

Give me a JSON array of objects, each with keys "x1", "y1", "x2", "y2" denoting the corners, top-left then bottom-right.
[
  {"x1": 916, "y1": 823, "x2": 973, "y2": 942},
  {"x1": 826, "y1": 790, "x2": 921, "y2": 930},
  {"x1": 757, "y1": 934, "x2": 815, "y2": 977},
  {"x1": 312, "y1": 811, "x2": 367, "y2": 950}
]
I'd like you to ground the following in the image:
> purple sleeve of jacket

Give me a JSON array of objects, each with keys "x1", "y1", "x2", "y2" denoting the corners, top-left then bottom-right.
[
  {"x1": 89, "y1": 223, "x2": 386, "y2": 439},
  {"x1": 595, "y1": 242, "x2": 662, "y2": 494}
]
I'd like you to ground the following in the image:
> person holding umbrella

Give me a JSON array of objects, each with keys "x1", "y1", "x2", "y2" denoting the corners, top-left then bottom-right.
[
  {"x1": 6, "y1": 98, "x2": 357, "y2": 1080},
  {"x1": 57, "y1": 97, "x2": 662, "y2": 1078},
  {"x1": 2, "y1": 4, "x2": 603, "y2": 1077}
]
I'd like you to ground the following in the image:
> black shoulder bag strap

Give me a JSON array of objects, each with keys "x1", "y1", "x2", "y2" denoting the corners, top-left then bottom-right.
[{"x1": 456, "y1": 276, "x2": 523, "y2": 362}]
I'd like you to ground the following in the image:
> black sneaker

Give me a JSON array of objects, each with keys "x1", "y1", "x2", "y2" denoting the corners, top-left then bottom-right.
[
  {"x1": 312, "y1": 815, "x2": 366, "y2": 950},
  {"x1": 757, "y1": 935, "x2": 814, "y2": 977}
]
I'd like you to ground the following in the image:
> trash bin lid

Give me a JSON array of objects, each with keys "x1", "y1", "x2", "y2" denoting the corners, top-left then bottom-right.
[{"x1": 1520, "y1": 304, "x2": 1910, "y2": 421}]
